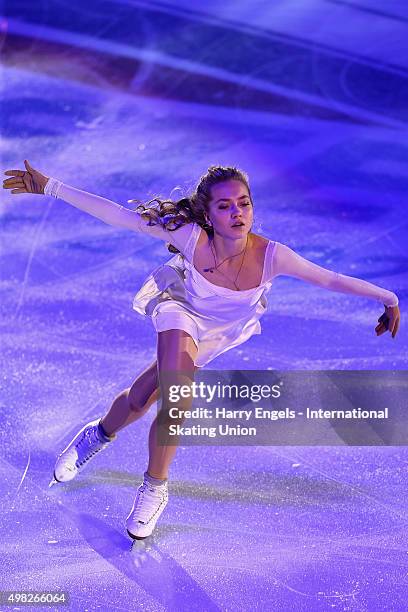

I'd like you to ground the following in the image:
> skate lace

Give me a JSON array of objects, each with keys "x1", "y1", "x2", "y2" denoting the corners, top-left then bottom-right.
[
  {"x1": 75, "y1": 427, "x2": 105, "y2": 468},
  {"x1": 132, "y1": 483, "x2": 166, "y2": 524}
]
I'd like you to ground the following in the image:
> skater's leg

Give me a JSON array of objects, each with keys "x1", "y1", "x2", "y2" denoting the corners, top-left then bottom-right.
[
  {"x1": 125, "y1": 330, "x2": 198, "y2": 539},
  {"x1": 51, "y1": 360, "x2": 162, "y2": 484},
  {"x1": 99, "y1": 360, "x2": 160, "y2": 436},
  {"x1": 147, "y1": 330, "x2": 198, "y2": 480}
]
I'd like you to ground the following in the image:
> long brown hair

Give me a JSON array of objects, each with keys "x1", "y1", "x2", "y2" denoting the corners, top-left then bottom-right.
[{"x1": 130, "y1": 165, "x2": 252, "y2": 253}]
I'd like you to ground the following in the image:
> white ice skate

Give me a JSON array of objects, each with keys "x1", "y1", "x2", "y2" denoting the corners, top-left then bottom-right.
[
  {"x1": 49, "y1": 419, "x2": 115, "y2": 486},
  {"x1": 126, "y1": 475, "x2": 168, "y2": 539}
]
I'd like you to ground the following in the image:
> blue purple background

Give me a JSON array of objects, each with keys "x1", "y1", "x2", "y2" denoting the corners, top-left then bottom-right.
[{"x1": 1, "y1": 1, "x2": 407, "y2": 610}]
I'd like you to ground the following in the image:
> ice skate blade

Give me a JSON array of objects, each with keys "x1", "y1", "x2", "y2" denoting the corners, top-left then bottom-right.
[
  {"x1": 48, "y1": 473, "x2": 61, "y2": 488},
  {"x1": 127, "y1": 528, "x2": 148, "y2": 540}
]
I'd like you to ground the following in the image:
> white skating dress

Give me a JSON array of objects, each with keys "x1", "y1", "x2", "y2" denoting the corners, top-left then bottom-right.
[
  {"x1": 132, "y1": 222, "x2": 277, "y2": 366},
  {"x1": 46, "y1": 181, "x2": 399, "y2": 367}
]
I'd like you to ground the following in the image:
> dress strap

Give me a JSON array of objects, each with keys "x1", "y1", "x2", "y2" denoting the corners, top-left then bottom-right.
[
  {"x1": 261, "y1": 241, "x2": 277, "y2": 284},
  {"x1": 182, "y1": 223, "x2": 201, "y2": 263}
]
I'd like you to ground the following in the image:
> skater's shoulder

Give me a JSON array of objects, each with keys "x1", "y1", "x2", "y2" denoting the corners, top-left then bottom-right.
[{"x1": 249, "y1": 232, "x2": 274, "y2": 254}]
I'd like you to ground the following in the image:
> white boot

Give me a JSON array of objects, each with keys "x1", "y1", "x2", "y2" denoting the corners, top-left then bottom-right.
[
  {"x1": 50, "y1": 419, "x2": 115, "y2": 485},
  {"x1": 126, "y1": 473, "x2": 168, "y2": 539}
]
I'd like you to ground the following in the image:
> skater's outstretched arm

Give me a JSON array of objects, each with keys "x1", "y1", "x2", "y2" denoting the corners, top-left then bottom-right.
[
  {"x1": 2, "y1": 161, "x2": 194, "y2": 254},
  {"x1": 271, "y1": 242, "x2": 400, "y2": 338}
]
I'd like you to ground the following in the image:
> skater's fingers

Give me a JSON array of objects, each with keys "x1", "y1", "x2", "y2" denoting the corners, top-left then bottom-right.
[
  {"x1": 4, "y1": 169, "x2": 24, "y2": 176},
  {"x1": 392, "y1": 318, "x2": 400, "y2": 338},
  {"x1": 24, "y1": 159, "x2": 36, "y2": 173},
  {"x1": 11, "y1": 188, "x2": 28, "y2": 194},
  {"x1": 389, "y1": 314, "x2": 399, "y2": 337},
  {"x1": 3, "y1": 178, "x2": 24, "y2": 188},
  {"x1": 376, "y1": 323, "x2": 386, "y2": 336}
]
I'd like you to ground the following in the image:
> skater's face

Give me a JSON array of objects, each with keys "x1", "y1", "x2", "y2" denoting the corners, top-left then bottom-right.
[{"x1": 207, "y1": 180, "x2": 253, "y2": 237}]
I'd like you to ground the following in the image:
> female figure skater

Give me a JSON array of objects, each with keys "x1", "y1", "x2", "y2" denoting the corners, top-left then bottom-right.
[{"x1": 3, "y1": 161, "x2": 401, "y2": 540}]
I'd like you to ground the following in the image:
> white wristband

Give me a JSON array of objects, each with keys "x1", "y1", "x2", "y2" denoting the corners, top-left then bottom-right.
[
  {"x1": 44, "y1": 177, "x2": 63, "y2": 198},
  {"x1": 383, "y1": 292, "x2": 399, "y2": 307}
]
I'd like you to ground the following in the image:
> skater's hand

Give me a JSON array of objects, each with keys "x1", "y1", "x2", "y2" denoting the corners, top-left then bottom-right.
[
  {"x1": 3, "y1": 160, "x2": 49, "y2": 195},
  {"x1": 375, "y1": 305, "x2": 400, "y2": 339}
]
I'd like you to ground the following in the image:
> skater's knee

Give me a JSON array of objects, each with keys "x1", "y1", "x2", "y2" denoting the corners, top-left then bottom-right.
[
  {"x1": 128, "y1": 361, "x2": 159, "y2": 413},
  {"x1": 128, "y1": 385, "x2": 158, "y2": 414},
  {"x1": 127, "y1": 387, "x2": 143, "y2": 413}
]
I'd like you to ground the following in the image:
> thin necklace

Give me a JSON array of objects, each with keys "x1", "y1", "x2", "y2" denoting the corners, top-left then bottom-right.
[{"x1": 203, "y1": 235, "x2": 249, "y2": 290}]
